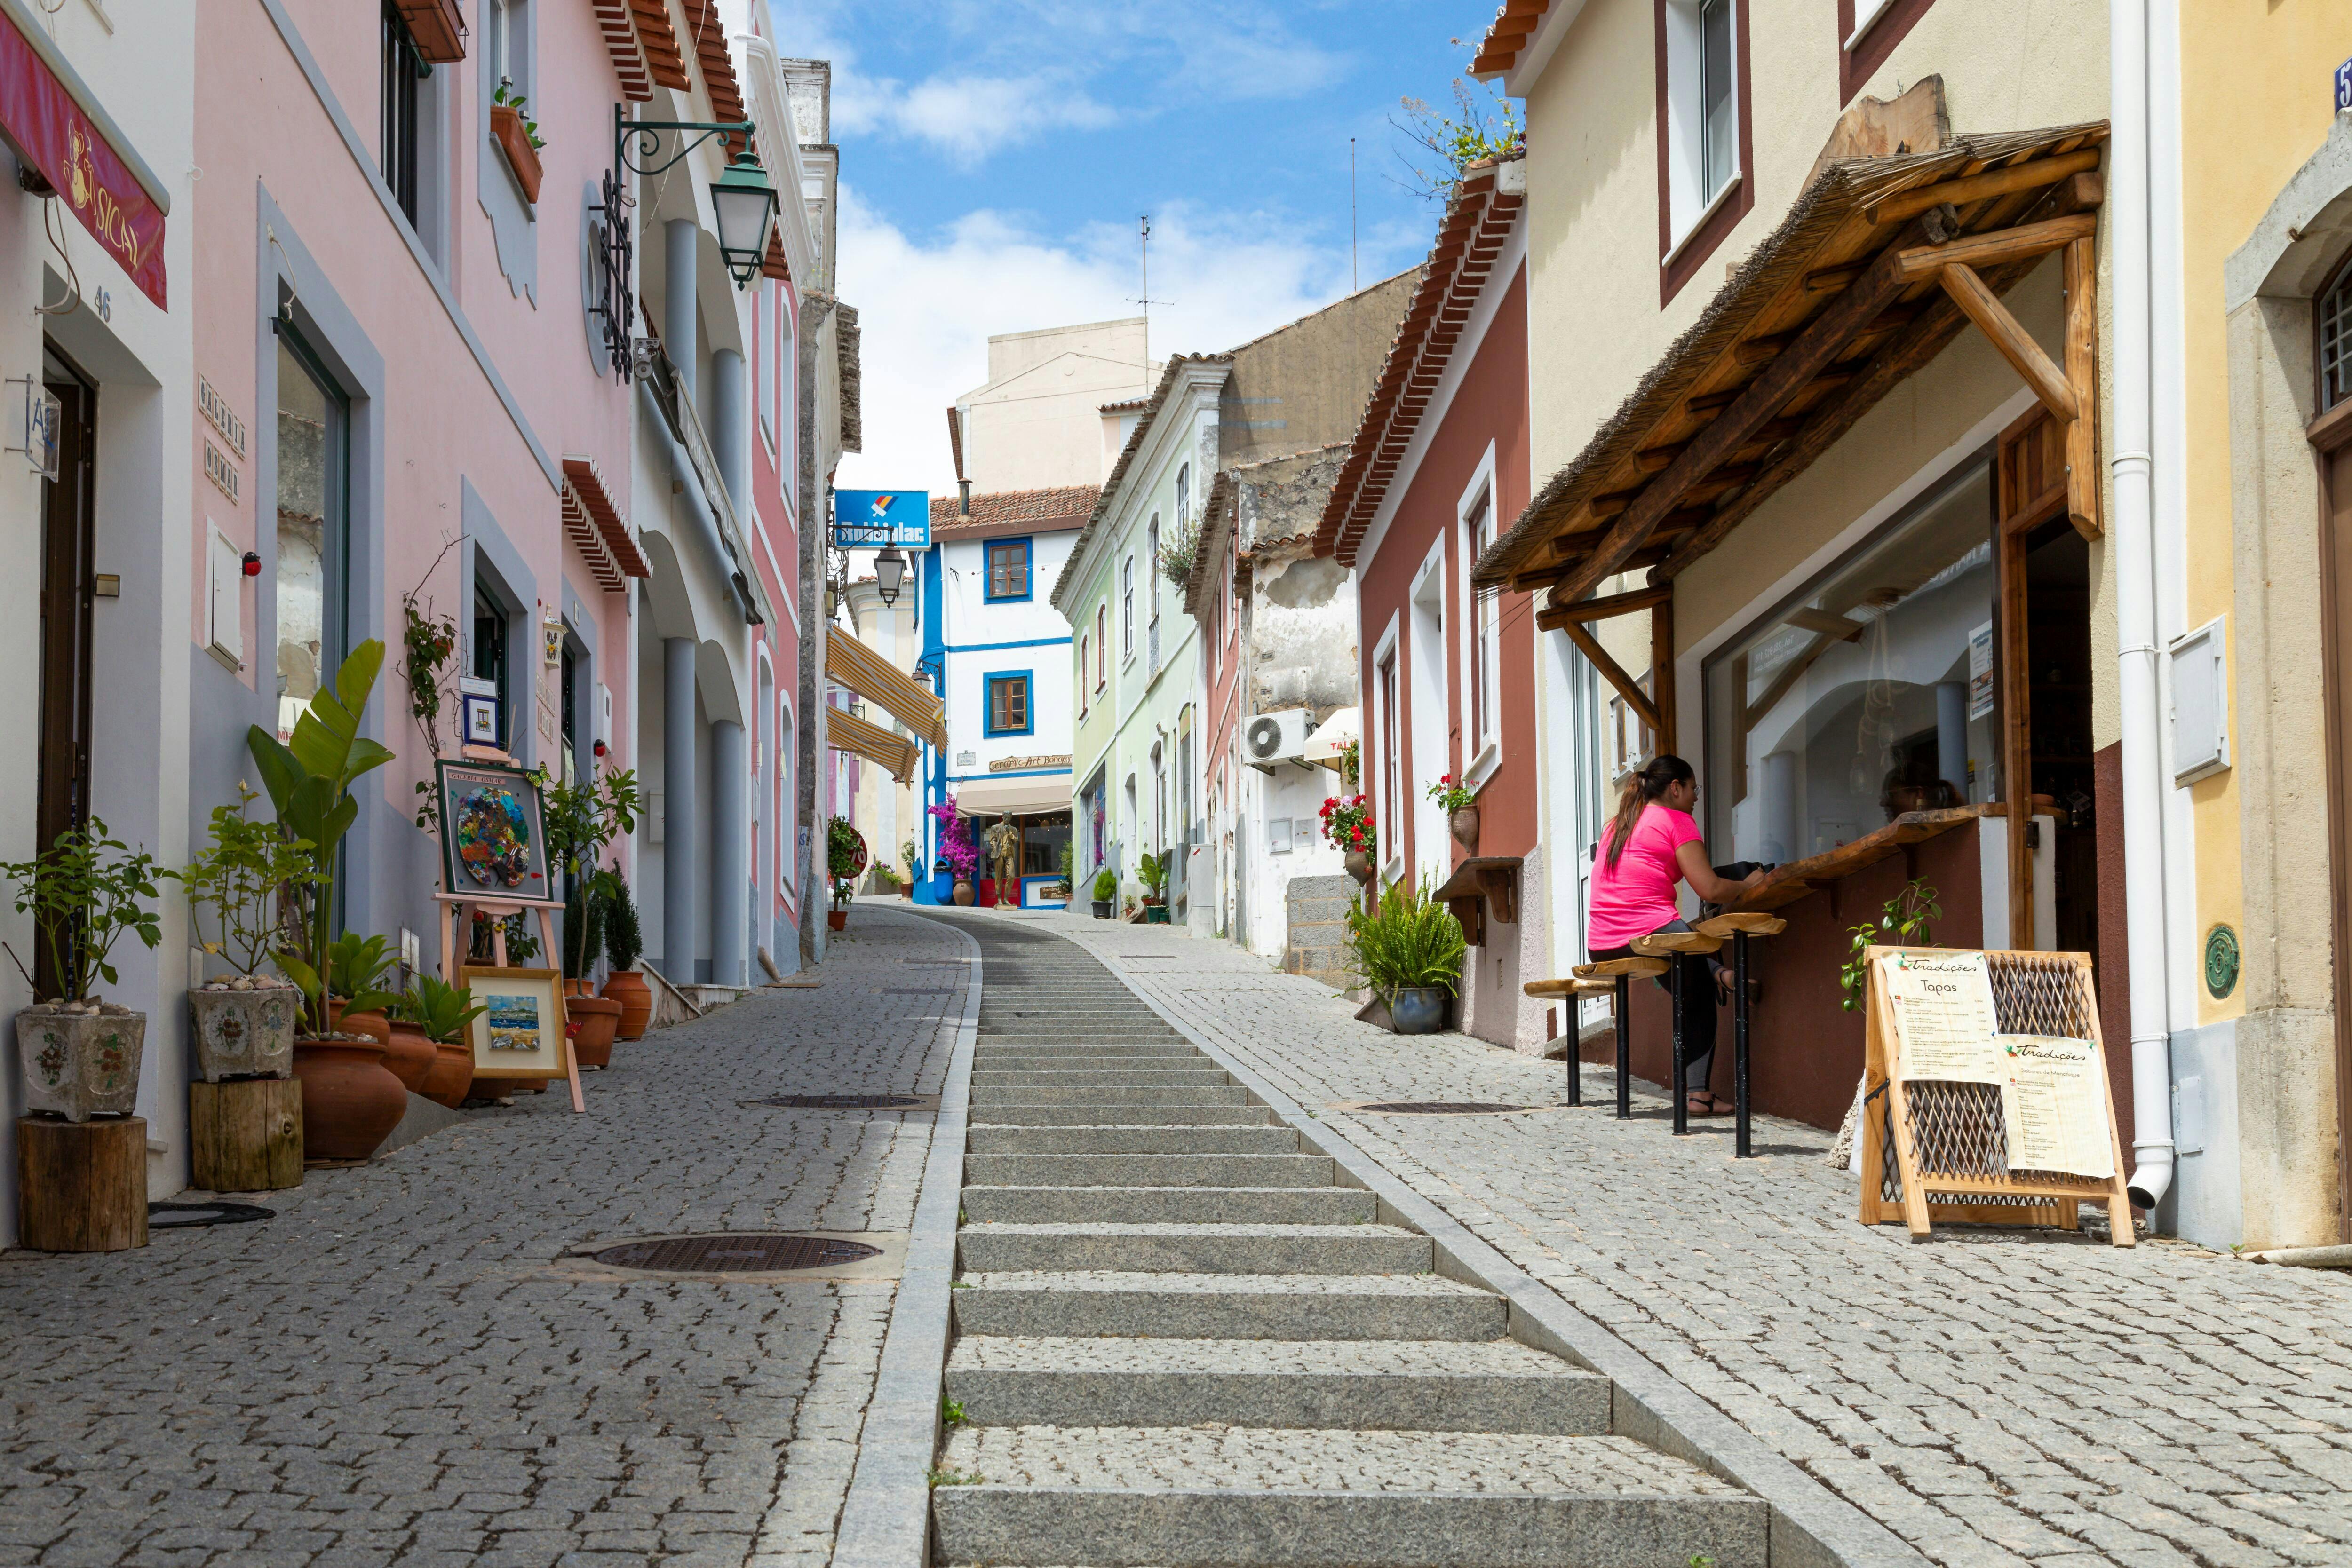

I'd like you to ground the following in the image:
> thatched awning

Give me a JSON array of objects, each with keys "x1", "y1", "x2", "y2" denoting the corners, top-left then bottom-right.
[{"x1": 1474, "y1": 122, "x2": 2108, "y2": 603}]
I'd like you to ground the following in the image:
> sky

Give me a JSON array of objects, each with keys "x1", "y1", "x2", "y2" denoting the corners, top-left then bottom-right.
[{"x1": 768, "y1": 0, "x2": 1509, "y2": 499}]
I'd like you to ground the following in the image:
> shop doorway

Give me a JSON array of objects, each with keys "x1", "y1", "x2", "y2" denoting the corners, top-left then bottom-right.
[{"x1": 34, "y1": 348, "x2": 96, "y2": 999}]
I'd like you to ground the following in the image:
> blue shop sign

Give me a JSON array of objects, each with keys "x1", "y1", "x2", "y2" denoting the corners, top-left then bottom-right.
[{"x1": 834, "y1": 489, "x2": 932, "y2": 548}]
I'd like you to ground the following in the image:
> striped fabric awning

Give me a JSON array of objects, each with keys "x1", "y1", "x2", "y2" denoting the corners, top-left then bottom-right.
[
  {"x1": 827, "y1": 706, "x2": 919, "y2": 783},
  {"x1": 824, "y1": 630, "x2": 946, "y2": 750}
]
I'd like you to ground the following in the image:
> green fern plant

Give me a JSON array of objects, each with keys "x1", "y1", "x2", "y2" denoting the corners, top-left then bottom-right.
[{"x1": 1345, "y1": 879, "x2": 1467, "y2": 1000}]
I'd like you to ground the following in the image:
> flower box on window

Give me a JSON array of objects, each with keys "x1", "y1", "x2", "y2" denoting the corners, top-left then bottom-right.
[{"x1": 491, "y1": 105, "x2": 543, "y2": 205}]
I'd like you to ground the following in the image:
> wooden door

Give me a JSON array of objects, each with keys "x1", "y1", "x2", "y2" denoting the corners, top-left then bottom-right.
[
  {"x1": 1995, "y1": 410, "x2": 2066, "y2": 948},
  {"x1": 33, "y1": 360, "x2": 96, "y2": 999}
]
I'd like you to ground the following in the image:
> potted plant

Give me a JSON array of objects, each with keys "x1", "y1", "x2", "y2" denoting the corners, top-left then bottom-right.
[
  {"x1": 902, "y1": 839, "x2": 921, "y2": 898},
  {"x1": 827, "y1": 816, "x2": 862, "y2": 930},
  {"x1": 1430, "y1": 774, "x2": 1480, "y2": 850},
  {"x1": 248, "y1": 640, "x2": 409, "y2": 1161},
  {"x1": 177, "y1": 784, "x2": 309, "y2": 1083},
  {"x1": 4, "y1": 818, "x2": 163, "y2": 1122},
  {"x1": 489, "y1": 82, "x2": 546, "y2": 204},
  {"x1": 1345, "y1": 878, "x2": 1466, "y2": 1035},
  {"x1": 1090, "y1": 867, "x2": 1116, "y2": 919},
  {"x1": 326, "y1": 933, "x2": 429, "y2": 1090},
  {"x1": 1138, "y1": 852, "x2": 1172, "y2": 924},
  {"x1": 545, "y1": 768, "x2": 636, "y2": 1063},
  {"x1": 600, "y1": 874, "x2": 652, "y2": 1039},
  {"x1": 399, "y1": 975, "x2": 485, "y2": 1109},
  {"x1": 1320, "y1": 793, "x2": 1376, "y2": 883},
  {"x1": 559, "y1": 877, "x2": 622, "y2": 1068},
  {"x1": 931, "y1": 801, "x2": 979, "y2": 905}
]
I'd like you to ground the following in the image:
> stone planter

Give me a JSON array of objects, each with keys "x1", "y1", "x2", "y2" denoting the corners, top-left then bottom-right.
[
  {"x1": 381, "y1": 1022, "x2": 436, "y2": 1094},
  {"x1": 188, "y1": 982, "x2": 298, "y2": 1083},
  {"x1": 953, "y1": 879, "x2": 975, "y2": 907},
  {"x1": 1390, "y1": 987, "x2": 1450, "y2": 1035},
  {"x1": 1344, "y1": 849, "x2": 1375, "y2": 884},
  {"x1": 1449, "y1": 806, "x2": 1481, "y2": 850},
  {"x1": 567, "y1": 996, "x2": 623, "y2": 1069},
  {"x1": 602, "y1": 970, "x2": 652, "y2": 1039},
  {"x1": 291, "y1": 1037, "x2": 407, "y2": 1160},
  {"x1": 16, "y1": 1003, "x2": 145, "y2": 1122},
  {"x1": 490, "y1": 104, "x2": 544, "y2": 203}
]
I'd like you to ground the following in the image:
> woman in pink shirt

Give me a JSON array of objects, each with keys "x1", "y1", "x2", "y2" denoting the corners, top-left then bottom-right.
[{"x1": 1587, "y1": 754, "x2": 1765, "y2": 1118}]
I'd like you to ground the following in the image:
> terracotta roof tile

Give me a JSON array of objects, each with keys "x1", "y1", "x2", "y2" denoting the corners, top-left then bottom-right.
[
  {"x1": 1470, "y1": 0, "x2": 1553, "y2": 80},
  {"x1": 929, "y1": 484, "x2": 1100, "y2": 538}
]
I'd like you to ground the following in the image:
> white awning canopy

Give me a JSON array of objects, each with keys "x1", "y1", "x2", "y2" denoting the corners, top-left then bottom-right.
[
  {"x1": 953, "y1": 774, "x2": 1073, "y2": 817},
  {"x1": 1300, "y1": 706, "x2": 1359, "y2": 768}
]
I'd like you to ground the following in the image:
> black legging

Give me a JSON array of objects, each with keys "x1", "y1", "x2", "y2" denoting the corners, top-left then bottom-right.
[{"x1": 1589, "y1": 917, "x2": 1716, "y2": 1094}]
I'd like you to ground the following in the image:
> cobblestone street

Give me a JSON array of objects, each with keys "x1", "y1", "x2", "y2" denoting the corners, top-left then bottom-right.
[
  {"x1": 988, "y1": 908, "x2": 2352, "y2": 1568},
  {"x1": 0, "y1": 908, "x2": 967, "y2": 1568}
]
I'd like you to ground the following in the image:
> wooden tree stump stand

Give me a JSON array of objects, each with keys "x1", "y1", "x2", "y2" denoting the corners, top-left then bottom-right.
[
  {"x1": 190, "y1": 1078, "x2": 304, "y2": 1192},
  {"x1": 17, "y1": 1116, "x2": 147, "y2": 1252}
]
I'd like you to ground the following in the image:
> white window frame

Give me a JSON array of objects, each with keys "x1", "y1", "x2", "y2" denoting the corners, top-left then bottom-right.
[
  {"x1": 1371, "y1": 614, "x2": 1403, "y2": 886},
  {"x1": 1121, "y1": 556, "x2": 1136, "y2": 663},
  {"x1": 1844, "y1": 0, "x2": 1895, "y2": 48},
  {"x1": 1662, "y1": 0, "x2": 1740, "y2": 253},
  {"x1": 1455, "y1": 443, "x2": 1502, "y2": 791}
]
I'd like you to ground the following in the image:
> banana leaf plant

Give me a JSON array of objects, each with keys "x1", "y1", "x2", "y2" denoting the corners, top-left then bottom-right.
[{"x1": 246, "y1": 641, "x2": 396, "y2": 1036}]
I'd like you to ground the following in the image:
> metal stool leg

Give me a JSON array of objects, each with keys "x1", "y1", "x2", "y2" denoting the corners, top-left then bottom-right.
[
  {"x1": 1670, "y1": 954, "x2": 1689, "y2": 1136},
  {"x1": 1565, "y1": 1000, "x2": 1582, "y2": 1108},
  {"x1": 1613, "y1": 974, "x2": 1630, "y2": 1120},
  {"x1": 1734, "y1": 930, "x2": 1752, "y2": 1158}
]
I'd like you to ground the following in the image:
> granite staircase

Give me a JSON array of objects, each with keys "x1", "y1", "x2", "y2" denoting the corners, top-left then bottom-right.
[{"x1": 931, "y1": 919, "x2": 1767, "y2": 1568}]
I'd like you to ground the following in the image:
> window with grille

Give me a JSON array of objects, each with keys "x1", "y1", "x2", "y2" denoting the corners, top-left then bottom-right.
[
  {"x1": 985, "y1": 538, "x2": 1030, "y2": 600},
  {"x1": 987, "y1": 674, "x2": 1031, "y2": 735},
  {"x1": 2322, "y1": 253, "x2": 2352, "y2": 412}
]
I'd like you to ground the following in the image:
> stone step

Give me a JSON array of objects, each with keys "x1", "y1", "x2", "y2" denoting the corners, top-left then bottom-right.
[
  {"x1": 966, "y1": 1125, "x2": 1301, "y2": 1157},
  {"x1": 957, "y1": 1223, "x2": 1430, "y2": 1276},
  {"x1": 971, "y1": 1069, "x2": 1232, "y2": 1087},
  {"x1": 963, "y1": 1153, "x2": 1332, "y2": 1189},
  {"x1": 960, "y1": 1186, "x2": 1377, "y2": 1226},
  {"x1": 943, "y1": 1337, "x2": 1608, "y2": 1434},
  {"x1": 978, "y1": 1035, "x2": 1189, "y2": 1049},
  {"x1": 930, "y1": 1427, "x2": 1765, "y2": 1568},
  {"x1": 972, "y1": 1105, "x2": 1275, "y2": 1128},
  {"x1": 971, "y1": 1086, "x2": 1251, "y2": 1109},
  {"x1": 951, "y1": 1272, "x2": 1510, "y2": 1342},
  {"x1": 973, "y1": 1049, "x2": 1207, "y2": 1066}
]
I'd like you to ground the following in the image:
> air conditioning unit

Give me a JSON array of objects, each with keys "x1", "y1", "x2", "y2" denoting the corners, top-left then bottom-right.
[{"x1": 1243, "y1": 708, "x2": 1313, "y2": 772}]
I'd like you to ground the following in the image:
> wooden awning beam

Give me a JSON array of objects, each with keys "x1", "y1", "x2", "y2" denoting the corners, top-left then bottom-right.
[
  {"x1": 1894, "y1": 211, "x2": 2096, "y2": 279},
  {"x1": 1535, "y1": 582, "x2": 1671, "y2": 630},
  {"x1": 1865, "y1": 147, "x2": 2103, "y2": 226},
  {"x1": 1937, "y1": 263, "x2": 2078, "y2": 421},
  {"x1": 1559, "y1": 619, "x2": 1661, "y2": 735}
]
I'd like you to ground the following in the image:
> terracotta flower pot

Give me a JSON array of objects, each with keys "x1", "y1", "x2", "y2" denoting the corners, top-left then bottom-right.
[
  {"x1": 421, "y1": 1037, "x2": 473, "y2": 1109},
  {"x1": 953, "y1": 879, "x2": 975, "y2": 907},
  {"x1": 1449, "y1": 806, "x2": 1481, "y2": 850},
  {"x1": 291, "y1": 1037, "x2": 407, "y2": 1160},
  {"x1": 490, "y1": 104, "x2": 544, "y2": 204},
  {"x1": 326, "y1": 999, "x2": 392, "y2": 1047},
  {"x1": 381, "y1": 1022, "x2": 436, "y2": 1094},
  {"x1": 602, "y1": 970, "x2": 652, "y2": 1039},
  {"x1": 567, "y1": 996, "x2": 623, "y2": 1069},
  {"x1": 1344, "y1": 849, "x2": 1375, "y2": 883},
  {"x1": 189, "y1": 982, "x2": 299, "y2": 1082},
  {"x1": 15, "y1": 1003, "x2": 145, "y2": 1122},
  {"x1": 827, "y1": 909, "x2": 848, "y2": 931}
]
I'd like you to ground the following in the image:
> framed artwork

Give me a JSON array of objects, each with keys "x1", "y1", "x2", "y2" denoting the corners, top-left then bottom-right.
[
  {"x1": 434, "y1": 758, "x2": 555, "y2": 903},
  {"x1": 462, "y1": 690, "x2": 501, "y2": 745},
  {"x1": 459, "y1": 966, "x2": 568, "y2": 1077}
]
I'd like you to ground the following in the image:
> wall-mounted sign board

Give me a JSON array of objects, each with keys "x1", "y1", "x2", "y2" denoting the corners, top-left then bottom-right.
[{"x1": 833, "y1": 489, "x2": 931, "y2": 548}]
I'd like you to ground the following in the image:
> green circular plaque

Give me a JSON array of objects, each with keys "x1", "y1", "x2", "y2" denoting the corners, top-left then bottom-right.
[{"x1": 2203, "y1": 923, "x2": 2240, "y2": 1000}]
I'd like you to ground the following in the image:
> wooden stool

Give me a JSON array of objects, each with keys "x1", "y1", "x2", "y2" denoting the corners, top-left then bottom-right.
[
  {"x1": 190, "y1": 1079, "x2": 303, "y2": 1192},
  {"x1": 1632, "y1": 931, "x2": 1724, "y2": 1136},
  {"x1": 16, "y1": 1116, "x2": 147, "y2": 1252},
  {"x1": 1524, "y1": 975, "x2": 1620, "y2": 1106},
  {"x1": 1695, "y1": 913, "x2": 1787, "y2": 1158},
  {"x1": 1570, "y1": 957, "x2": 1669, "y2": 1117}
]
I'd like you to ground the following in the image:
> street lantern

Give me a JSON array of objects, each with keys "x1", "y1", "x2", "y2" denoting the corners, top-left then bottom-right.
[
  {"x1": 710, "y1": 152, "x2": 779, "y2": 288},
  {"x1": 874, "y1": 547, "x2": 907, "y2": 607}
]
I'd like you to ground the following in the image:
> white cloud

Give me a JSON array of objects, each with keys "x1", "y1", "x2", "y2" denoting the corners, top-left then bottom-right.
[
  {"x1": 853, "y1": 72, "x2": 1119, "y2": 167},
  {"x1": 831, "y1": 185, "x2": 1398, "y2": 498}
]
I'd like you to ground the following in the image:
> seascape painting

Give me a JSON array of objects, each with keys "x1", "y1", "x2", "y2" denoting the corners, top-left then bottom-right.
[{"x1": 485, "y1": 992, "x2": 543, "y2": 1053}]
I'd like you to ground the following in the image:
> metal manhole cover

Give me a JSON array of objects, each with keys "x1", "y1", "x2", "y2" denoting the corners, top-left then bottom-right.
[
  {"x1": 1356, "y1": 1101, "x2": 1532, "y2": 1115},
  {"x1": 148, "y1": 1201, "x2": 275, "y2": 1228},
  {"x1": 590, "y1": 1234, "x2": 883, "y2": 1273},
  {"x1": 742, "y1": 1093, "x2": 937, "y2": 1110}
]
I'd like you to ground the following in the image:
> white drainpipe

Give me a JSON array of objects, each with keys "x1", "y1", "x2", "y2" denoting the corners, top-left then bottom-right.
[{"x1": 2110, "y1": 0, "x2": 2177, "y2": 1212}]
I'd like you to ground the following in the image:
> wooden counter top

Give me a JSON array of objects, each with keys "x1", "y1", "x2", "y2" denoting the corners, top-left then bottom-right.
[{"x1": 1720, "y1": 805, "x2": 1987, "y2": 914}]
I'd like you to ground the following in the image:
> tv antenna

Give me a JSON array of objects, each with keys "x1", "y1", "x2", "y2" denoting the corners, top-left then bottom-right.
[
  {"x1": 1350, "y1": 138, "x2": 1359, "y2": 293},
  {"x1": 1132, "y1": 214, "x2": 1173, "y2": 386}
]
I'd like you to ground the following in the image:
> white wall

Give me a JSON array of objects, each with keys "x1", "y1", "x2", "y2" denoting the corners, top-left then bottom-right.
[{"x1": 941, "y1": 529, "x2": 1077, "y2": 779}]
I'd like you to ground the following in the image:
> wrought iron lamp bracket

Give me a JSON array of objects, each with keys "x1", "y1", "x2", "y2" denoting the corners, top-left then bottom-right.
[{"x1": 614, "y1": 107, "x2": 757, "y2": 182}]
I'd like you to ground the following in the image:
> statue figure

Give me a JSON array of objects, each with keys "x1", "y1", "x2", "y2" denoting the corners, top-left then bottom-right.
[{"x1": 985, "y1": 819, "x2": 1022, "y2": 895}]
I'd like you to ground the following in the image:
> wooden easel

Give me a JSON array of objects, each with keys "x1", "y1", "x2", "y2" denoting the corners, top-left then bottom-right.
[
  {"x1": 435, "y1": 745, "x2": 583, "y2": 1114},
  {"x1": 1859, "y1": 944, "x2": 2132, "y2": 1245}
]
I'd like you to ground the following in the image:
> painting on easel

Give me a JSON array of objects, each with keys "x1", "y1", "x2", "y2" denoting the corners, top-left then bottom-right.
[{"x1": 434, "y1": 759, "x2": 552, "y2": 903}]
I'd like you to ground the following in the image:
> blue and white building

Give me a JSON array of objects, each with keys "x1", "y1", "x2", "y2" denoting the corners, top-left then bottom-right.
[{"x1": 911, "y1": 486, "x2": 1095, "y2": 905}]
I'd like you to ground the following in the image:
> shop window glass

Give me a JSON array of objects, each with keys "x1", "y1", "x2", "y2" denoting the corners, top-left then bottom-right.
[
  {"x1": 273, "y1": 337, "x2": 346, "y2": 743},
  {"x1": 1701, "y1": 459, "x2": 1993, "y2": 863}
]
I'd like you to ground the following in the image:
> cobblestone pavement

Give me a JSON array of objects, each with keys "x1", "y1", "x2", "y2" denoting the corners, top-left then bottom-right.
[
  {"x1": 992, "y1": 908, "x2": 2352, "y2": 1568},
  {"x1": 0, "y1": 905, "x2": 966, "y2": 1568}
]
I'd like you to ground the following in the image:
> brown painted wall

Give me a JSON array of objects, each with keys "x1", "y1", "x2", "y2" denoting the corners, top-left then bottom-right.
[
  {"x1": 2094, "y1": 741, "x2": 2134, "y2": 1156},
  {"x1": 1583, "y1": 821, "x2": 1987, "y2": 1129}
]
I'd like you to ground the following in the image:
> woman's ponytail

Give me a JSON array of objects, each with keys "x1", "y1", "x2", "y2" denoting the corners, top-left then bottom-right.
[{"x1": 1602, "y1": 753, "x2": 1696, "y2": 871}]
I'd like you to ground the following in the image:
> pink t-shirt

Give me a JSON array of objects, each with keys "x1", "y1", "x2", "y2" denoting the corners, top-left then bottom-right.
[{"x1": 1588, "y1": 803, "x2": 1700, "y2": 950}]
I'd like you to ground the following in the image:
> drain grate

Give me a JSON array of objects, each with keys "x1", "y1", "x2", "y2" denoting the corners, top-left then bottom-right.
[
  {"x1": 149, "y1": 1201, "x2": 274, "y2": 1228},
  {"x1": 1356, "y1": 1101, "x2": 1532, "y2": 1116},
  {"x1": 743, "y1": 1093, "x2": 937, "y2": 1110},
  {"x1": 591, "y1": 1234, "x2": 883, "y2": 1273}
]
